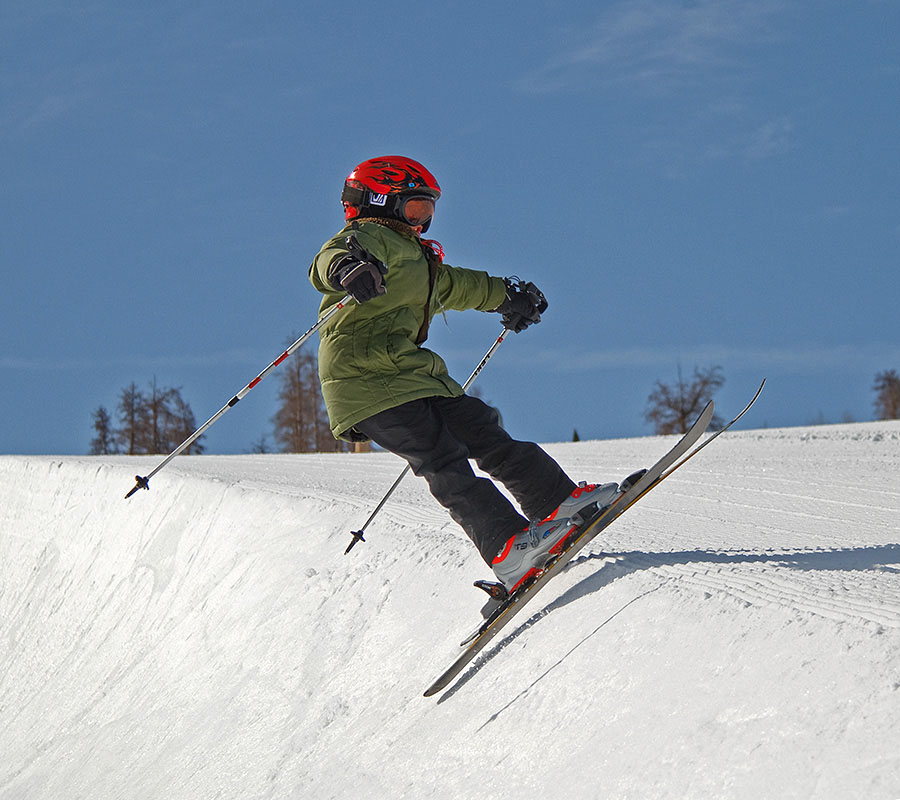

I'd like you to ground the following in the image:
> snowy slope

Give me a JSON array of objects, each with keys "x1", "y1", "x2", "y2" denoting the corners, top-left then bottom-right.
[{"x1": 2, "y1": 421, "x2": 900, "y2": 799}]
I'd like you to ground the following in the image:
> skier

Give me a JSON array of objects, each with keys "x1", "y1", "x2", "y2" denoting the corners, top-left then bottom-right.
[{"x1": 309, "y1": 155, "x2": 621, "y2": 594}]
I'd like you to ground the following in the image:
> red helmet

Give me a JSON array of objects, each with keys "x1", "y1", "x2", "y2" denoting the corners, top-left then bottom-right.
[{"x1": 341, "y1": 156, "x2": 441, "y2": 232}]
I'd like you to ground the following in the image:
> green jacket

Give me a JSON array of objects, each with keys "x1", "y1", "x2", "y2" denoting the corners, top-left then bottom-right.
[{"x1": 309, "y1": 220, "x2": 507, "y2": 440}]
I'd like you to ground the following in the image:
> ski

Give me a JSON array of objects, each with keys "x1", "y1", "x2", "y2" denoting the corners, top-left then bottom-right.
[{"x1": 423, "y1": 379, "x2": 765, "y2": 698}]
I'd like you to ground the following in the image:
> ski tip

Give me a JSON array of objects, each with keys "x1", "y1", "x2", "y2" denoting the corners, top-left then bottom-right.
[{"x1": 733, "y1": 378, "x2": 767, "y2": 423}]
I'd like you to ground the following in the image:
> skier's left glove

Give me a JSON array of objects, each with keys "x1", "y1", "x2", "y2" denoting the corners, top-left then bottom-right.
[
  {"x1": 494, "y1": 278, "x2": 548, "y2": 333},
  {"x1": 328, "y1": 235, "x2": 388, "y2": 303}
]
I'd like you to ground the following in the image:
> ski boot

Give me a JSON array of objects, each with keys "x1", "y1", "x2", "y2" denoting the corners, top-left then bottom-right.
[
  {"x1": 489, "y1": 481, "x2": 620, "y2": 596},
  {"x1": 474, "y1": 471, "x2": 648, "y2": 615}
]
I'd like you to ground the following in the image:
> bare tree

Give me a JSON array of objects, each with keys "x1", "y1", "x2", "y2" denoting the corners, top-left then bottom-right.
[
  {"x1": 273, "y1": 348, "x2": 316, "y2": 452},
  {"x1": 249, "y1": 434, "x2": 271, "y2": 454},
  {"x1": 271, "y1": 341, "x2": 349, "y2": 453},
  {"x1": 873, "y1": 369, "x2": 900, "y2": 420},
  {"x1": 645, "y1": 365, "x2": 725, "y2": 434},
  {"x1": 107, "y1": 380, "x2": 204, "y2": 454},
  {"x1": 167, "y1": 388, "x2": 204, "y2": 454},
  {"x1": 90, "y1": 406, "x2": 118, "y2": 454}
]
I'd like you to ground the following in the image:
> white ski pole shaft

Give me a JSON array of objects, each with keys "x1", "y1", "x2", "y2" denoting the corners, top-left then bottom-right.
[
  {"x1": 125, "y1": 295, "x2": 352, "y2": 498},
  {"x1": 344, "y1": 327, "x2": 511, "y2": 553}
]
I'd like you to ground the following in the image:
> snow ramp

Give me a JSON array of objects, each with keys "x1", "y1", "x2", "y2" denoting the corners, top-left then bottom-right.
[{"x1": 2, "y1": 422, "x2": 900, "y2": 799}]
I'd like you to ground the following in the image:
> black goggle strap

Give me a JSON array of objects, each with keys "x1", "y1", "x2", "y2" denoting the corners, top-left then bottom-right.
[{"x1": 341, "y1": 185, "x2": 402, "y2": 214}]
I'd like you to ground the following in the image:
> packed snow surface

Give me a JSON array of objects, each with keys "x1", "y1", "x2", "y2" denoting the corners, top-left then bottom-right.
[{"x1": 2, "y1": 420, "x2": 900, "y2": 799}]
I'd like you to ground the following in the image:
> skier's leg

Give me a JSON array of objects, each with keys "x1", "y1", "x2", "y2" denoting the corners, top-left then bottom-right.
[
  {"x1": 435, "y1": 394, "x2": 576, "y2": 521},
  {"x1": 354, "y1": 398, "x2": 528, "y2": 564}
]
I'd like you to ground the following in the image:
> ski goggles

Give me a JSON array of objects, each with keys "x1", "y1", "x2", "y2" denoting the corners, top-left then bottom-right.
[{"x1": 398, "y1": 196, "x2": 435, "y2": 227}]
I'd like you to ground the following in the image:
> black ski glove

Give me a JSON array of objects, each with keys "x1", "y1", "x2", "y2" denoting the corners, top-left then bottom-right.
[
  {"x1": 328, "y1": 235, "x2": 388, "y2": 303},
  {"x1": 494, "y1": 278, "x2": 548, "y2": 333}
]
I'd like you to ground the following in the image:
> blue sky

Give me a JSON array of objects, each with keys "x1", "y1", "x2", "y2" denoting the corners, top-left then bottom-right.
[{"x1": 3, "y1": 1, "x2": 899, "y2": 455}]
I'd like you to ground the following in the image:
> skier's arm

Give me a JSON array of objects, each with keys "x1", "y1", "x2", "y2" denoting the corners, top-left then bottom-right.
[
  {"x1": 434, "y1": 264, "x2": 507, "y2": 313},
  {"x1": 436, "y1": 266, "x2": 547, "y2": 333}
]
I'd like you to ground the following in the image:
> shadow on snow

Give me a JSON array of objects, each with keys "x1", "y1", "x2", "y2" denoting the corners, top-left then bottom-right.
[{"x1": 438, "y1": 543, "x2": 900, "y2": 705}]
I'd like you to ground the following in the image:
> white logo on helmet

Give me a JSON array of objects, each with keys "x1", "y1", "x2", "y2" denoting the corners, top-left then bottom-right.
[{"x1": 368, "y1": 192, "x2": 388, "y2": 206}]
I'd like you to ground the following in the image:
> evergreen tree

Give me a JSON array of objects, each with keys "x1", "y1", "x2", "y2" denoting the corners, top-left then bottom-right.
[
  {"x1": 146, "y1": 378, "x2": 178, "y2": 454},
  {"x1": 116, "y1": 382, "x2": 150, "y2": 455},
  {"x1": 873, "y1": 369, "x2": 900, "y2": 420},
  {"x1": 90, "y1": 406, "x2": 117, "y2": 455}
]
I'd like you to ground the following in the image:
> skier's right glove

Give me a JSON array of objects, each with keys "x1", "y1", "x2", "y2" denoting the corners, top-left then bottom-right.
[
  {"x1": 328, "y1": 235, "x2": 388, "y2": 303},
  {"x1": 494, "y1": 278, "x2": 548, "y2": 333}
]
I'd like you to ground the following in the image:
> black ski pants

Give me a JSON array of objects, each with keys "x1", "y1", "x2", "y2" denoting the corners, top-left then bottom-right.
[{"x1": 355, "y1": 394, "x2": 576, "y2": 564}]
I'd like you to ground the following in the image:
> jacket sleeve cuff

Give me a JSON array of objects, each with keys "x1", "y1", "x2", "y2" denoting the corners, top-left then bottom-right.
[{"x1": 483, "y1": 276, "x2": 509, "y2": 312}]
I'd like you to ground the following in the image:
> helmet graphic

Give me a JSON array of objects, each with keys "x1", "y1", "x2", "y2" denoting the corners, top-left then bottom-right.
[{"x1": 341, "y1": 156, "x2": 441, "y2": 232}]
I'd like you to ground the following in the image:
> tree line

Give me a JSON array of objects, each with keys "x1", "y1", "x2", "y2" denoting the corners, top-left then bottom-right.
[
  {"x1": 91, "y1": 356, "x2": 900, "y2": 454},
  {"x1": 90, "y1": 339, "x2": 352, "y2": 456}
]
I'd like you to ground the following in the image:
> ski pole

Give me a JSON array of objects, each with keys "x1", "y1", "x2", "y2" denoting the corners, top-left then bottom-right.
[
  {"x1": 344, "y1": 326, "x2": 511, "y2": 554},
  {"x1": 125, "y1": 294, "x2": 353, "y2": 499}
]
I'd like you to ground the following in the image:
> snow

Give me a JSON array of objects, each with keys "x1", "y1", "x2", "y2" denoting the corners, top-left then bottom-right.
[{"x1": 2, "y1": 420, "x2": 900, "y2": 799}]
